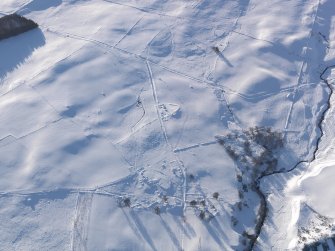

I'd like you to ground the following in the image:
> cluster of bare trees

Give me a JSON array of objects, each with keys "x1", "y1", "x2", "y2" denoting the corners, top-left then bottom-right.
[
  {"x1": 217, "y1": 126, "x2": 284, "y2": 178},
  {"x1": 217, "y1": 127, "x2": 284, "y2": 249}
]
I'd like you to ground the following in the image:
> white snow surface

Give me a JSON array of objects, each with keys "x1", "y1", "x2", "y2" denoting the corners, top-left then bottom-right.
[{"x1": 0, "y1": 0, "x2": 334, "y2": 250}]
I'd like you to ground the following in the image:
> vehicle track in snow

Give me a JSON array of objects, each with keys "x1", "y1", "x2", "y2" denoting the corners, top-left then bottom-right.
[
  {"x1": 71, "y1": 192, "x2": 93, "y2": 251},
  {"x1": 145, "y1": 58, "x2": 188, "y2": 250}
]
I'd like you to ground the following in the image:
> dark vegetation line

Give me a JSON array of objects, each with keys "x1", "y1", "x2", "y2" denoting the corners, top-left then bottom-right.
[
  {"x1": 0, "y1": 14, "x2": 38, "y2": 41},
  {"x1": 250, "y1": 64, "x2": 335, "y2": 251}
]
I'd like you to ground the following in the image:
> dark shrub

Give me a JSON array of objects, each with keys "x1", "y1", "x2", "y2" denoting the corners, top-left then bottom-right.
[
  {"x1": 190, "y1": 200, "x2": 197, "y2": 207},
  {"x1": 213, "y1": 192, "x2": 219, "y2": 199},
  {"x1": 154, "y1": 206, "x2": 160, "y2": 215}
]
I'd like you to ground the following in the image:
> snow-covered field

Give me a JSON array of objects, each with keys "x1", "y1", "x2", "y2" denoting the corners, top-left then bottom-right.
[{"x1": 0, "y1": 0, "x2": 334, "y2": 250}]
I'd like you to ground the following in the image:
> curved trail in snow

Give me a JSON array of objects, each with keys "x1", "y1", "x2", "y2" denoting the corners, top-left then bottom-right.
[{"x1": 249, "y1": 65, "x2": 335, "y2": 251}]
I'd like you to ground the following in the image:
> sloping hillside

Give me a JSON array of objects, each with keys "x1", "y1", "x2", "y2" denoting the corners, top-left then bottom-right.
[{"x1": 0, "y1": 0, "x2": 334, "y2": 250}]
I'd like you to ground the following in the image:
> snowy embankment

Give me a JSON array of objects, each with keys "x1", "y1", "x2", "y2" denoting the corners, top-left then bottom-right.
[
  {"x1": 0, "y1": 0, "x2": 334, "y2": 250},
  {"x1": 258, "y1": 66, "x2": 335, "y2": 250},
  {"x1": 258, "y1": 2, "x2": 335, "y2": 248}
]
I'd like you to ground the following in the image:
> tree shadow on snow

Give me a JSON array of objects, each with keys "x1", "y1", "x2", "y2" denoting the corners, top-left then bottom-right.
[
  {"x1": 128, "y1": 210, "x2": 158, "y2": 251},
  {"x1": 0, "y1": 27, "x2": 45, "y2": 81},
  {"x1": 159, "y1": 216, "x2": 182, "y2": 250},
  {"x1": 218, "y1": 52, "x2": 233, "y2": 67},
  {"x1": 20, "y1": 0, "x2": 62, "y2": 14}
]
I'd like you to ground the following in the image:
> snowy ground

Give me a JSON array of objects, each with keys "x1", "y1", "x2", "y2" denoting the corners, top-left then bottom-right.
[
  {"x1": 259, "y1": 67, "x2": 335, "y2": 250},
  {"x1": 0, "y1": 0, "x2": 334, "y2": 250}
]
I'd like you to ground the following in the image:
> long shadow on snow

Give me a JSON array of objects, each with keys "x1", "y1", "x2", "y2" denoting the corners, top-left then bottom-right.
[
  {"x1": 0, "y1": 28, "x2": 45, "y2": 81},
  {"x1": 19, "y1": 0, "x2": 62, "y2": 14},
  {"x1": 159, "y1": 216, "x2": 182, "y2": 250},
  {"x1": 171, "y1": 214, "x2": 196, "y2": 239},
  {"x1": 129, "y1": 209, "x2": 158, "y2": 251}
]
